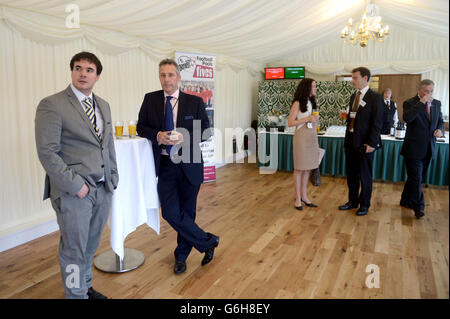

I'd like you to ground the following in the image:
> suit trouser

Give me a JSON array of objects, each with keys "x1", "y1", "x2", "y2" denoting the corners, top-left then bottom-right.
[
  {"x1": 401, "y1": 152, "x2": 431, "y2": 212},
  {"x1": 51, "y1": 182, "x2": 112, "y2": 299},
  {"x1": 345, "y1": 134, "x2": 375, "y2": 208},
  {"x1": 157, "y1": 155, "x2": 215, "y2": 262}
]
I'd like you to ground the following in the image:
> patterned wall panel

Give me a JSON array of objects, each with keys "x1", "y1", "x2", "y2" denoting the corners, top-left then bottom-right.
[{"x1": 257, "y1": 80, "x2": 354, "y2": 130}]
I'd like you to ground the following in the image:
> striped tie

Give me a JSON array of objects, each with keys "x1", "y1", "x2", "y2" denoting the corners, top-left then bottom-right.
[{"x1": 82, "y1": 97, "x2": 101, "y2": 138}]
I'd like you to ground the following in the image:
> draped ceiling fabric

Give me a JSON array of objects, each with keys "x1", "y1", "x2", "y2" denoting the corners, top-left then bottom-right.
[
  {"x1": 0, "y1": 0, "x2": 448, "y2": 67},
  {"x1": 0, "y1": 0, "x2": 448, "y2": 246}
]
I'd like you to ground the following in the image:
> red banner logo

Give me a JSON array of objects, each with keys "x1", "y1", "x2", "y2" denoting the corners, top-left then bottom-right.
[{"x1": 193, "y1": 65, "x2": 214, "y2": 79}]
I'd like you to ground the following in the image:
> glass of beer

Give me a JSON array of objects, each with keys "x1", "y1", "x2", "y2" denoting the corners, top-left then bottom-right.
[
  {"x1": 339, "y1": 109, "x2": 348, "y2": 120},
  {"x1": 115, "y1": 121, "x2": 124, "y2": 138},
  {"x1": 128, "y1": 120, "x2": 137, "y2": 138},
  {"x1": 313, "y1": 111, "x2": 320, "y2": 132}
]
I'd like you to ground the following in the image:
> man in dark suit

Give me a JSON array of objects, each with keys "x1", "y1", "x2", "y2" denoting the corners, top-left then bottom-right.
[
  {"x1": 381, "y1": 88, "x2": 398, "y2": 135},
  {"x1": 338, "y1": 67, "x2": 383, "y2": 216},
  {"x1": 400, "y1": 79, "x2": 444, "y2": 219},
  {"x1": 35, "y1": 52, "x2": 118, "y2": 298},
  {"x1": 137, "y1": 59, "x2": 219, "y2": 275}
]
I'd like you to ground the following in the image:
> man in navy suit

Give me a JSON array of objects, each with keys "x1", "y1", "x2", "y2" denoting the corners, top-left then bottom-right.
[
  {"x1": 400, "y1": 79, "x2": 444, "y2": 219},
  {"x1": 137, "y1": 59, "x2": 219, "y2": 274},
  {"x1": 338, "y1": 67, "x2": 383, "y2": 216}
]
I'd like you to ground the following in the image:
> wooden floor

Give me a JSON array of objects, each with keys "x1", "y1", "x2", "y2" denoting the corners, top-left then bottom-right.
[{"x1": 1, "y1": 161, "x2": 448, "y2": 299}]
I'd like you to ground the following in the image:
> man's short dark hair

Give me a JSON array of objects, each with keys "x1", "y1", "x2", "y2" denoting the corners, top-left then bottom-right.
[
  {"x1": 159, "y1": 58, "x2": 180, "y2": 75},
  {"x1": 352, "y1": 67, "x2": 371, "y2": 81},
  {"x1": 70, "y1": 52, "x2": 103, "y2": 75}
]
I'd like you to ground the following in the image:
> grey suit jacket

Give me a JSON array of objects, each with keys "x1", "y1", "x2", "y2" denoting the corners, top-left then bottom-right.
[{"x1": 35, "y1": 85, "x2": 119, "y2": 200}]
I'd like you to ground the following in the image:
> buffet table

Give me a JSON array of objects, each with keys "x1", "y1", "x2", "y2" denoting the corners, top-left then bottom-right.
[{"x1": 258, "y1": 129, "x2": 449, "y2": 186}]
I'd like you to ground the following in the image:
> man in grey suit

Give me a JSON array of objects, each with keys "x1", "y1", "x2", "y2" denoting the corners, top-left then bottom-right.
[{"x1": 35, "y1": 52, "x2": 118, "y2": 299}]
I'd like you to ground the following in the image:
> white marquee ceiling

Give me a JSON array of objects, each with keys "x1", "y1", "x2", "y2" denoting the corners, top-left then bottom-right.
[{"x1": 0, "y1": 0, "x2": 448, "y2": 64}]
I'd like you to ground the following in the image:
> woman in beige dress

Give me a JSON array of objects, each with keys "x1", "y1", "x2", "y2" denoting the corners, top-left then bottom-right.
[{"x1": 288, "y1": 78, "x2": 320, "y2": 210}]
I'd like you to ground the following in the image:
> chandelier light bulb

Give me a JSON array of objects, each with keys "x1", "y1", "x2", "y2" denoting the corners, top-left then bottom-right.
[
  {"x1": 340, "y1": 6, "x2": 389, "y2": 47},
  {"x1": 358, "y1": 23, "x2": 364, "y2": 34}
]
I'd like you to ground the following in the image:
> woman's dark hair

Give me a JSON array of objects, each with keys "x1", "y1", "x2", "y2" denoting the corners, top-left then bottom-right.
[{"x1": 292, "y1": 78, "x2": 317, "y2": 113}]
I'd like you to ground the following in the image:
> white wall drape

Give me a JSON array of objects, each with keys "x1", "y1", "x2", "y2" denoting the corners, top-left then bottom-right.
[
  {"x1": 0, "y1": 20, "x2": 259, "y2": 244},
  {"x1": 0, "y1": 0, "x2": 447, "y2": 249}
]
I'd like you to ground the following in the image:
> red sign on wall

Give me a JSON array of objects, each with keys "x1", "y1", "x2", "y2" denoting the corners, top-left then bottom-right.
[{"x1": 193, "y1": 65, "x2": 214, "y2": 79}]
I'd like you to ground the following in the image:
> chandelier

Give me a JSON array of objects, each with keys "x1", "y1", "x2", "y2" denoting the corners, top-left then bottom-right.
[{"x1": 340, "y1": 2, "x2": 389, "y2": 47}]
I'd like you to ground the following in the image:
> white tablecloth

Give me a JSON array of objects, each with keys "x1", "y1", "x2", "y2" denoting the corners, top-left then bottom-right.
[
  {"x1": 259, "y1": 126, "x2": 450, "y2": 143},
  {"x1": 108, "y1": 137, "x2": 160, "y2": 259}
]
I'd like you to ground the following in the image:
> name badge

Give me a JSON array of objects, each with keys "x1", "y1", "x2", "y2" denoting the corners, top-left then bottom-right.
[
  {"x1": 350, "y1": 112, "x2": 356, "y2": 118},
  {"x1": 184, "y1": 115, "x2": 194, "y2": 120},
  {"x1": 359, "y1": 100, "x2": 366, "y2": 107}
]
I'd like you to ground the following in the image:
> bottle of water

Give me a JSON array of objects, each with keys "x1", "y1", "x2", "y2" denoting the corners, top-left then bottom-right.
[{"x1": 390, "y1": 123, "x2": 396, "y2": 136}]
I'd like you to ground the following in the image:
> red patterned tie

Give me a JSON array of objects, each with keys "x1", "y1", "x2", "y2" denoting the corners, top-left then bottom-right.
[{"x1": 349, "y1": 91, "x2": 361, "y2": 130}]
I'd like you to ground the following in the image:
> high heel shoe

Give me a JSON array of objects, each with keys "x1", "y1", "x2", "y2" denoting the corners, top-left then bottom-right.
[
  {"x1": 294, "y1": 200, "x2": 303, "y2": 210},
  {"x1": 301, "y1": 199, "x2": 318, "y2": 207}
]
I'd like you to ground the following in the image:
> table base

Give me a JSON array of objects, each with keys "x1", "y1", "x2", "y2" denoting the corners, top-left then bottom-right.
[{"x1": 94, "y1": 248, "x2": 145, "y2": 273}]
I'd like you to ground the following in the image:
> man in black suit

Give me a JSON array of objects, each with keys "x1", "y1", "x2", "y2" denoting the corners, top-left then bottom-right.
[
  {"x1": 338, "y1": 67, "x2": 383, "y2": 216},
  {"x1": 400, "y1": 79, "x2": 444, "y2": 219},
  {"x1": 381, "y1": 88, "x2": 398, "y2": 135},
  {"x1": 137, "y1": 59, "x2": 219, "y2": 275}
]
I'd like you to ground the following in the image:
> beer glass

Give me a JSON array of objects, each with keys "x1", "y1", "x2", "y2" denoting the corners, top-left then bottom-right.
[
  {"x1": 115, "y1": 121, "x2": 124, "y2": 138},
  {"x1": 128, "y1": 120, "x2": 137, "y2": 138}
]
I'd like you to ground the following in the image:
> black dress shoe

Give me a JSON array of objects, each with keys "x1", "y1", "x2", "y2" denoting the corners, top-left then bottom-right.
[
  {"x1": 414, "y1": 210, "x2": 425, "y2": 219},
  {"x1": 87, "y1": 287, "x2": 108, "y2": 299},
  {"x1": 294, "y1": 204, "x2": 303, "y2": 210},
  {"x1": 339, "y1": 202, "x2": 359, "y2": 210},
  {"x1": 302, "y1": 199, "x2": 318, "y2": 207},
  {"x1": 356, "y1": 207, "x2": 369, "y2": 216},
  {"x1": 201, "y1": 234, "x2": 219, "y2": 266},
  {"x1": 174, "y1": 260, "x2": 186, "y2": 274}
]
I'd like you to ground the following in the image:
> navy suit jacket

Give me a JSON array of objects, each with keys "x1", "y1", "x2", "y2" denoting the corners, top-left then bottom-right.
[
  {"x1": 137, "y1": 90, "x2": 210, "y2": 185},
  {"x1": 401, "y1": 95, "x2": 444, "y2": 160},
  {"x1": 345, "y1": 88, "x2": 384, "y2": 150}
]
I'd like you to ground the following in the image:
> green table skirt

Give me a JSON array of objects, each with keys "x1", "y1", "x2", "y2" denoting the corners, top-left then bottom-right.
[{"x1": 257, "y1": 132, "x2": 449, "y2": 186}]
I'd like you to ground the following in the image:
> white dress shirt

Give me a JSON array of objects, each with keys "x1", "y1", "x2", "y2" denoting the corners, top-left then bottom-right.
[
  {"x1": 70, "y1": 83, "x2": 105, "y2": 182},
  {"x1": 164, "y1": 89, "x2": 180, "y2": 128},
  {"x1": 348, "y1": 85, "x2": 369, "y2": 132},
  {"x1": 358, "y1": 85, "x2": 370, "y2": 103},
  {"x1": 384, "y1": 99, "x2": 399, "y2": 125},
  {"x1": 70, "y1": 83, "x2": 104, "y2": 137}
]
